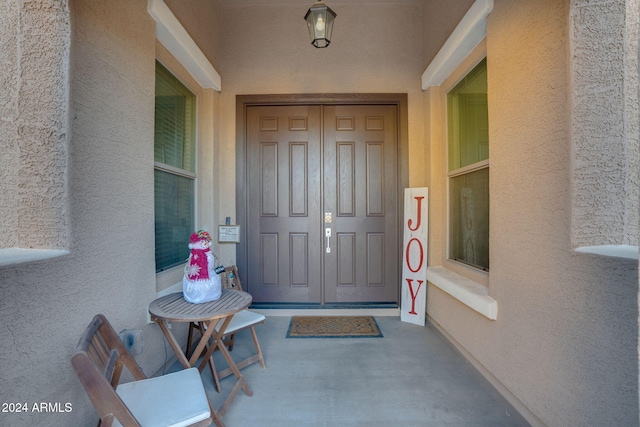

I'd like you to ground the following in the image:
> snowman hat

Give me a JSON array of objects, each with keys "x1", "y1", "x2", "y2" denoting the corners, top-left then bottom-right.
[{"x1": 190, "y1": 230, "x2": 212, "y2": 244}]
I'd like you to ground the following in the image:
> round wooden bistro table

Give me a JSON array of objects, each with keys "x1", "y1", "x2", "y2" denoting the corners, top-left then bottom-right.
[{"x1": 148, "y1": 288, "x2": 253, "y2": 426}]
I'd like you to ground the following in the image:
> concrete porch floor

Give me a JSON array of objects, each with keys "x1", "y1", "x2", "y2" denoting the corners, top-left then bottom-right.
[{"x1": 168, "y1": 315, "x2": 530, "y2": 427}]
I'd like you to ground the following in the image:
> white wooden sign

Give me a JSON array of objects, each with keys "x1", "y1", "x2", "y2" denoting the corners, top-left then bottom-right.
[{"x1": 401, "y1": 187, "x2": 428, "y2": 326}]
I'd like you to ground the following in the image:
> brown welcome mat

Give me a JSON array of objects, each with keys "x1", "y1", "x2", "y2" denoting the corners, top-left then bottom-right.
[{"x1": 286, "y1": 315, "x2": 383, "y2": 338}]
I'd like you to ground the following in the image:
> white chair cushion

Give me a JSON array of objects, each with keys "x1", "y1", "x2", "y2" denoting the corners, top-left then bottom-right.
[
  {"x1": 216, "y1": 309, "x2": 265, "y2": 334},
  {"x1": 114, "y1": 368, "x2": 210, "y2": 427}
]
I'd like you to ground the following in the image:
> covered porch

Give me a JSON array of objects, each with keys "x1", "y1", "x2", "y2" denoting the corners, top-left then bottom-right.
[
  {"x1": 1, "y1": 0, "x2": 638, "y2": 426},
  {"x1": 169, "y1": 314, "x2": 530, "y2": 426}
]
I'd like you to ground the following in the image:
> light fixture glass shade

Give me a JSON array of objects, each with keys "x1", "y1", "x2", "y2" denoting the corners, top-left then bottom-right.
[{"x1": 304, "y1": 2, "x2": 336, "y2": 48}]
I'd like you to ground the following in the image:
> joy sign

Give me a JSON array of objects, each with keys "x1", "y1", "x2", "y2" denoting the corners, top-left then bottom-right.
[{"x1": 401, "y1": 188, "x2": 428, "y2": 326}]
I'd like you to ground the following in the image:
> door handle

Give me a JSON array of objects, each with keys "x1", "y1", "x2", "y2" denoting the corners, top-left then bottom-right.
[{"x1": 325, "y1": 228, "x2": 332, "y2": 253}]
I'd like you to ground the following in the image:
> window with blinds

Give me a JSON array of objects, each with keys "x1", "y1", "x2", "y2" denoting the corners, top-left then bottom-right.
[
  {"x1": 154, "y1": 61, "x2": 196, "y2": 272},
  {"x1": 447, "y1": 58, "x2": 489, "y2": 271}
]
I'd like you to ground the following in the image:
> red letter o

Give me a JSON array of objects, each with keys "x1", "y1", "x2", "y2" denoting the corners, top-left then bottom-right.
[{"x1": 405, "y1": 238, "x2": 424, "y2": 273}]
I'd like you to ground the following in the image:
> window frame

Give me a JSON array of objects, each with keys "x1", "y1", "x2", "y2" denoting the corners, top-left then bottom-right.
[
  {"x1": 422, "y1": 3, "x2": 495, "y2": 318},
  {"x1": 445, "y1": 56, "x2": 490, "y2": 273},
  {"x1": 153, "y1": 51, "x2": 202, "y2": 290}
]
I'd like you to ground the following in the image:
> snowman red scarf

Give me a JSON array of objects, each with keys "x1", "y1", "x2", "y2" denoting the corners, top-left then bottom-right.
[{"x1": 186, "y1": 246, "x2": 211, "y2": 280}]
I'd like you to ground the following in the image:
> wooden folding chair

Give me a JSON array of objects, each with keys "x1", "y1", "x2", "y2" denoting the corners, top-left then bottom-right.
[
  {"x1": 72, "y1": 314, "x2": 218, "y2": 427},
  {"x1": 187, "y1": 266, "x2": 266, "y2": 392}
]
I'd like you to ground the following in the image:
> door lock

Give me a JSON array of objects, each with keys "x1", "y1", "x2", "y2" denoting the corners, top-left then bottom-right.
[{"x1": 325, "y1": 227, "x2": 332, "y2": 253}]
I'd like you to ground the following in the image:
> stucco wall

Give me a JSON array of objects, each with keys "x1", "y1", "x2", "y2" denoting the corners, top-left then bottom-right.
[
  {"x1": 0, "y1": 1, "x2": 172, "y2": 425},
  {"x1": 571, "y1": 0, "x2": 639, "y2": 249},
  {"x1": 425, "y1": 0, "x2": 639, "y2": 426},
  {"x1": 0, "y1": 0, "x2": 69, "y2": 251}
]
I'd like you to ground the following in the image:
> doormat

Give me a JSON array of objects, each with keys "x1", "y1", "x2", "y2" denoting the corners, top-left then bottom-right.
[{"x1": 286, "y1": 316, "x2": 383, "y2": 338}]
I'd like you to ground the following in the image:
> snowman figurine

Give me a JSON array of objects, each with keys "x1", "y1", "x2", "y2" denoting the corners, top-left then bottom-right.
[{"x1": 183, "y1": 230, "x2": 222, "y2": 304}]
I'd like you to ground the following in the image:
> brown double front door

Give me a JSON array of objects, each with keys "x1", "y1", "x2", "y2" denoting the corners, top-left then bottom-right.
[{"x1": 244, "y1": 104, "x2": 398, "y2": 304}]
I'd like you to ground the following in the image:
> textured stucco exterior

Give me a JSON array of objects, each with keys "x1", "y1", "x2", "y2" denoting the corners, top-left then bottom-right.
[
  {"x1": 571, "y1": 0, "x2": 639, "y2": 248},
  {"x1": 0, "y1": 0, "x2": 638, "y2": 426},
  {"x1": 0, "y1": 1, "x2": 165, "y2": 425},
  {"x1": 0, "y1": 0, "x2": 70, "y2": 251},
  {"x1": 426, "y1": 0, "x2": 639, "y2": 426}
]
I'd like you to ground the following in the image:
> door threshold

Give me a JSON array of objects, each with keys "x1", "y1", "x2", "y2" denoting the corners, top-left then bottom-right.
[{"x1": 249, "y1": 302, "x2": 400, "y2": 317}]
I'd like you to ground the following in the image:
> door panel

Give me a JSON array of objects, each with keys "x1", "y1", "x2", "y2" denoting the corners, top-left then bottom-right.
[
  {"x1": 246, "y1": 104, "x2": 398, "y2": 303},
  {"x1": 246, "y1": 106, "x2": 322, "y2": 302},
  {"x1": 323, "y1": 105, "x2": 398, "y2": 302}
]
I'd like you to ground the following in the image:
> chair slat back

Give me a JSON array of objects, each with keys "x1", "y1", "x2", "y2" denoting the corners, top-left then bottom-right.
[
  {"x1": 76, "y1": 314, "x2": 145, "y2": 386},
  {"x1": 72, "y1": 314, "x2": 146, "y2": 426},
  {"x1": 103, "y1": 349, "x2": 120, "y2": 386}
]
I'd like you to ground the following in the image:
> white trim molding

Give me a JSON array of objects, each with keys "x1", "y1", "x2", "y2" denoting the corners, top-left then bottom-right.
[
  {"x1": 148, "y1": 0, "x2": 222, "y2": 91},
  {"x1": 421, "y1": 0, "x2": 493, "y2": 89},
  {"x1": 575, "y1": 245, "x2": 639, "y2": 260},
  {"x1": 0, "y1": 248, "x2": 69, "y2": 268},
  {"x1": 427, "y1": 266, "x2": 498, "y2": 320}
]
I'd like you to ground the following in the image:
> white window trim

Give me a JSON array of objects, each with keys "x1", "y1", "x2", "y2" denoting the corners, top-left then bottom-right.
[
  {"x1": 448, "y1": 158, "x2": 489, "y2": 178},
  {"x1": 154, "y1": 161, "x2": 197, "y2": 180},
  {"x1": 421, "y1": 0, "x2": 493, "y2": 90},
  {"x1": 427, "y1": 266, "x2": 497, "y2": 320},
  {"x1": 423, "y1": 0, "x2": 497, "y2": 320},
  {"x1": 148, "y1": 0, "x2": 221, "y2": 91}
]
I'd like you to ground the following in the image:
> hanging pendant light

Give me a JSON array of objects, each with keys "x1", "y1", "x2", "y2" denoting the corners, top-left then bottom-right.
[{"x1": 304, "y1": 1, "x2": 336, "y2": 48}]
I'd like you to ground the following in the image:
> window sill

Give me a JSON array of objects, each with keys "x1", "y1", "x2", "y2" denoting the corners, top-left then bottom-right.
[
  {"x1": 574, "y1": 245, "x2": 638, "y2": 260},
  {"x1": 426, "y1": 266, "x2": 498, "y2": 320},
  {"x1": 0, "y1": 247, "x2": 69, "y2": 268},
  {"x1": 156, "y1": 264, "x2": 185, "y2": 294}
]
